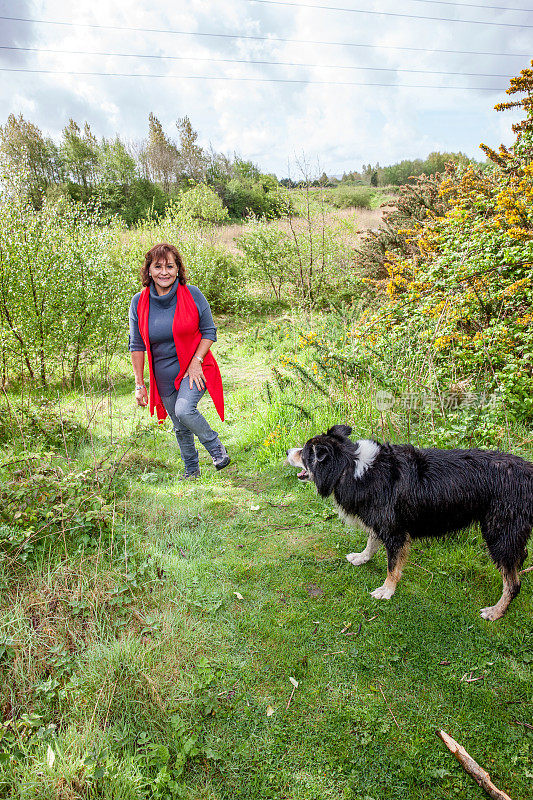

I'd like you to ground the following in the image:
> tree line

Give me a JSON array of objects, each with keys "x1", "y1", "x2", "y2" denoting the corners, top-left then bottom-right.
[
  {"x1": 0, "y1": 113, "x2": 287, "y2": 224},
  {"x1": 297, "y1": 152, "x2": 478, "y2": 189},
  {"x1": 0, "y1": 111, "x2": 480, "y2": 224}
]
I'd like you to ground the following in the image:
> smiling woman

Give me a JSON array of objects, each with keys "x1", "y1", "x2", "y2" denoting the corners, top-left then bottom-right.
[{"x1": 128, "y1": 242, "x2": 230, "y2": 479}]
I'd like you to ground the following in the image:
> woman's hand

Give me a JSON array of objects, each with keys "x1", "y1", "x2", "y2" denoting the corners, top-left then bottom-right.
[
  {"x1": 135, "y1": 385, "x2": 148, "y2": 407},
  {"x1": 184, "y1": 357, "x2": 206, "y2": 391}
]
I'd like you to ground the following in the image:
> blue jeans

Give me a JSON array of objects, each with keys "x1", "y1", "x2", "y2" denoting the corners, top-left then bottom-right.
[{"x1": 161, "y1": 381, "x2": 220, "y2": 472}]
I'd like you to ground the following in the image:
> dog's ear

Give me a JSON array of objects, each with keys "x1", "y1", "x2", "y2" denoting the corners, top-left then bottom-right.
[
  {"x1": 326, "y1": 424, "x2": 352, "y2": 439},
  {"x1": 313, "y1": 443, "x2": 330, "y2": 462}
]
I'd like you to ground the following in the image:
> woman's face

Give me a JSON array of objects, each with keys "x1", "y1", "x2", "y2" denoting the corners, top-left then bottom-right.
[{"x1": 149, "y1": 253, "x2": 178, "y2": 296}]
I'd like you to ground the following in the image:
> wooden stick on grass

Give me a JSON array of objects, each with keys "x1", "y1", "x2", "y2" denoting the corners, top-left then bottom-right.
[
  {"x1": 378, "y1": 683, "x2": 400, "y2": 729},
  {"x1": 437, "y1": 730, "x2": 513, "y2": 800}
]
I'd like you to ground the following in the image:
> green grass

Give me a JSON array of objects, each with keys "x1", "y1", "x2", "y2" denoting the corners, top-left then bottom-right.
[{"x1": 0, "y1": 318, "x2": 531, "y2": 799}]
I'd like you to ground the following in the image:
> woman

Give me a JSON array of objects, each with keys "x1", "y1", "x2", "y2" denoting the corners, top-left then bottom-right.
[{"x1": 129, "y1": 242, "x2": 230, "y2": 479}]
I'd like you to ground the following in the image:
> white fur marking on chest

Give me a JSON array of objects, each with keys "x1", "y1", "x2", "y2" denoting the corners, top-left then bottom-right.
[
  {"x1": 332, "y1": 499, "x2": 373, "y2": 534},
  {"x1": 354, "y1": 439, "x2": 380, "y2": 479}
]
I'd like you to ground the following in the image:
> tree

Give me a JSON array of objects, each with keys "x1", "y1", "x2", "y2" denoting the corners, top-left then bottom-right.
[
  {"x1": 145, "y1": 113, "x2": 179, "y2": 192},
  {"x1": 0, "y1": 114, "x2": 58, "y2": 205},
  {"x1": 205, "y1": 149, "x2": 233, "y2": 193},
  {"x1": 0, "y1": 186, "x2": 133, "y2": 386},
  {"x1": 60, "y1": 120, "x2": 99, "y2": 189},
  {"x1": 362, "y1": 163, "x2": 380, "y2": 185},
  {"x1": 98, "y1": 137, "x2": 137, "y2": 186},
  {"x1": 94, "y1": 137, "x2": 139, "y2": 221},
  {"x1": 176, "y1": 116, "x2": 206, "y2": 182},
  {"x1": 233, "y1": 159, "x2": 261, "y2": 182}
]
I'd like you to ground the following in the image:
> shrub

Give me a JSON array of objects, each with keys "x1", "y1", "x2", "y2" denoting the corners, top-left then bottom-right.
[
  {"x1": 101, "y1": 178, "x2": 170, "y2": 226},
  {"x1": 237, "y1": 224, "x2": 296, "y2": 302},
  {"x1": 237, "y1": 215, "x2": 358, "y2": 307},
  {"x1": 0, "y1": 398, "x2": 86, "y2": 452},
  {"x1": 323, "y1": 66, "x2": 533, "y2": 427},
  {"x1": 176, "y1": 183, "x2": 228, "y2": 224},
  {"x1": 331, "y1": 187, "x2": 373, "y2": 209},
  {"x1": 352, "y1": 171, "x2": 449, "y2": 282},
  {"x1": 222, "y1": 179, "x2": 290, "y2": 219},
  {"x1": 0, "y1": 451, "x2": 118, "y2": 570},
  {"x1": 0, "y1": 182, "x2": 134, "y2": 386}
]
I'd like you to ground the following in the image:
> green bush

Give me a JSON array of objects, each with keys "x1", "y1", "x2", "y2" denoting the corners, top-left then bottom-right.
[
  {"x1": 237, "y1": 216, "x2": 358, "y2": 307},
  {"x1": 0, "y1": 183, "x2": 134, "y2": 386},
  {"x1": 237, "y1": 224, "x2": 295, "y2": 302},
  {"x1": 331, "y1": 186, "x2": 373, "y2": 209},
  {"x1": 176, "y1": 183, "x2": 228, "y2": 224},
  {"x1": 0, "y1": 398, "x2": 86, "y2": 452},
  {"x1": 222, "y1": 179, "x2": 289, "y2": 219},
  {"x1": 182, "y1": 241, "x2": 243, "y2": 313},
  {"x1": 99, "y1": 178, "x2": 169, "y2": 226},
  {"x1": 0, "y1": 451, "x2": 118, "y2": 570}
]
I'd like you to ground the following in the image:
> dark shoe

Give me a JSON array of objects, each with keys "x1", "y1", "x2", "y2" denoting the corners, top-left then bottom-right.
[
  {"x1": 212, "y1": 443, "x2": 231, "y2": 471},
  {"x1": 178, "y1": 467, "x2": 201, "y2": 481}
]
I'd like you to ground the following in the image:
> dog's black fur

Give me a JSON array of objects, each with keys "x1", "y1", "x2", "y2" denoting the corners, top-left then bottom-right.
[{"x1": 288, "y1": 425, "x2": 533, "y2": 620}]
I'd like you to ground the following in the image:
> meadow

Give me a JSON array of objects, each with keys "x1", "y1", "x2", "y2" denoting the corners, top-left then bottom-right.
[
  {"x1": 0, "y1": 313, "x2": 531, "y2": 800},
  {"x1": 1, "y1": 80, "x2": 533, "y2": 797}
]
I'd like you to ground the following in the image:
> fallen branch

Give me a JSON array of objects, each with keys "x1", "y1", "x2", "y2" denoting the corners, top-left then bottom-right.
[
  {"x1": 437, "y1": 729, "x2": 513, "y2": 800},
  {"x1": 461, "y1": 672, "x2": 484, "y2": 683},
  {"x1": 286, "y1": 677, "x2": 299, "y2": 710},
  {"x1": 378, "y1": 683, "x2": 400, "y2": 729},
  {"x1": 513, "y1": 719, "x2": 533, "y2": 732},
  {"x1": 519, "y1": 565, "x2": 533, "y2": 575}
]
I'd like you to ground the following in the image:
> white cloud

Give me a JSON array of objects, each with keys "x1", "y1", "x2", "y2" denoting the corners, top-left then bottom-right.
[{"x1": 0, "y1": 0, "x2": 529, "y2": 175}]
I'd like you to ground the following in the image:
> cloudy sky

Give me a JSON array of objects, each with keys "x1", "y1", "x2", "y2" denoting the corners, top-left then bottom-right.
[{"x1": 0, "y1": 0, "x2": 531, "y2": 177}]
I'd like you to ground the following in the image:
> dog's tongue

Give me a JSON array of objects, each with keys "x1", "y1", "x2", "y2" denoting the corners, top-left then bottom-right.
[{"x1": 298, "y1": 469, "x2": 306, "y2": 478}]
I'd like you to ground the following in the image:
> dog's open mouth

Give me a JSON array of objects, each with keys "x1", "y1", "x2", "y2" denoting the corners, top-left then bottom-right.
[{"x1": 287, "y1": 448, "x2": 309, "y2": 480}]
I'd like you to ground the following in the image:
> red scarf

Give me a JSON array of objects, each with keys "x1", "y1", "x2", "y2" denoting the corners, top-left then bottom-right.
[{"x1": 136, "y1": 282, "x2": 224, "y2": 423}]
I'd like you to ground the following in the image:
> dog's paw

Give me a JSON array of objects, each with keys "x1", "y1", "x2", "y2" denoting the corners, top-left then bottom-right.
[
  {"x1": 371, "y1": 585, "x2": 394, "y2": 600},
  {"x1": 480, "y1": 605, "x2": 503, "y2": 621},
  {"x1": 346, "y1": 552, "x2": 369, "y2": 566}
]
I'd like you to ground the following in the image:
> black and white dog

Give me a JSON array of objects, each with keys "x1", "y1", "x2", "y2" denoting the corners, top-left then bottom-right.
[{"x1": 288, "y1": 425, "x2": 533, "y2": 620}]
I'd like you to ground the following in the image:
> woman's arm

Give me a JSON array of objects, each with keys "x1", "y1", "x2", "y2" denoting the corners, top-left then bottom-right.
[
  {"x1": 129, "y1": 294, "x2": 148, "y2": 407},
  {"x1": 131, "y1": 350, "x2": 148, "y2": 406},
  {"x1": 184, "y1": 338, "x2": 214, "y2": 391}
]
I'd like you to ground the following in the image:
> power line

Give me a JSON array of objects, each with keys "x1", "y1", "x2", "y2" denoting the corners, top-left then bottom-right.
[
  {"x1": 0, "y1": 45, "x2": 514, "y2": 78},
  {"x1": 0, "y1": 66, "x2": 506, "y2": 90},
  {"x1": 0, "y1": 15, "x2": 530, "y2": 57},
  {"x1": 406, "y1": 0, "x2": 532, "y2": 10},
  {"x1": 248, "y1": 0, "x2": 533, "y2": 26}
]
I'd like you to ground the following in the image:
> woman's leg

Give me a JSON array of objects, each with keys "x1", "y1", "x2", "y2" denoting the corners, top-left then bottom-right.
[
  {"x1": 161, "y1": 390, "x2": 200, "y2": 474},
  {"x1": 173, "y1": 381, "x2": 221, "y2": 458}
]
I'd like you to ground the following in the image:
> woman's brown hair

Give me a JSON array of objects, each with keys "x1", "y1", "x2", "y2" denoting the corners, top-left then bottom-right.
[{"x1": 141, "y1": 243, "x2": 187, "y2": 287}]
